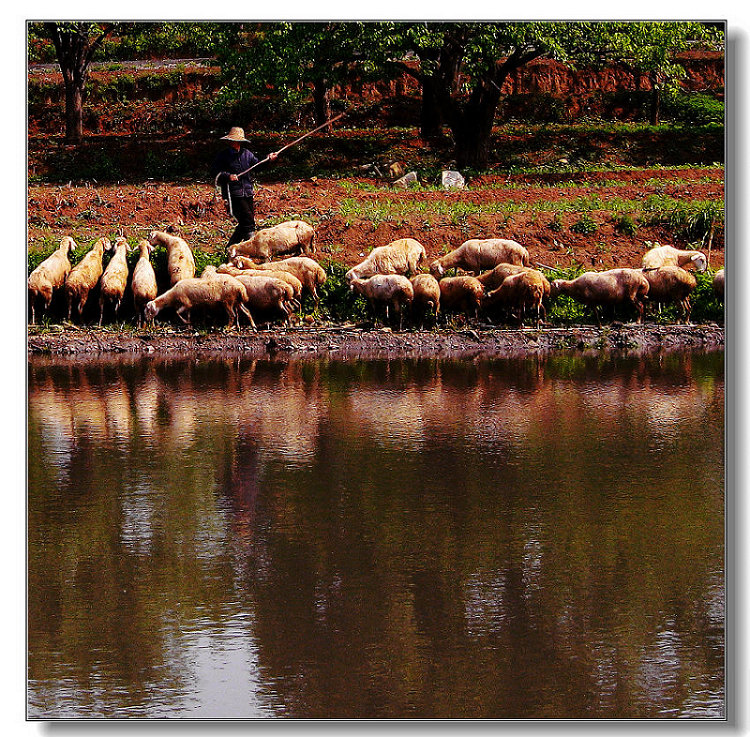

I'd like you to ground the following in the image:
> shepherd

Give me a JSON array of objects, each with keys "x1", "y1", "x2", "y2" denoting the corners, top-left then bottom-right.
[{"x1": 211, "y1": 126, "x2": 278, "y2": 249}]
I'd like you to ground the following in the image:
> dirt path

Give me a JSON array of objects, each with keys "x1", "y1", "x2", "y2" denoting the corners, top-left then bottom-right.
[{"x1": 27, "y1": 323, "x2": 724, "y2": 360}]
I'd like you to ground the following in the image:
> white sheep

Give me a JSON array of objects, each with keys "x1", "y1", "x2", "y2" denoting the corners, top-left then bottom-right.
[
  {"x1": 28, "y1": 236, "x2": 76, "y2": 324},
  {"x1": 148, "y1": 229, "x2": 196, "y2": 285},
  {"x1": 64, "y1": 236, "x2": 112, "y2": 322},
  {"x1": 232, "y1": 255, "x2": 327, "y2": 304},
  {"x1": 144, "y1": 276, "x2": 253, "y2": 328},
  {"x1": 550, "y1": 268, "x2": 650, "y2": 325},
  {"x1": 131, "y1": 239, "x2": 158, "y2": 326},
  {"x1": 641, "y1": 244, "x2": 707, "y2": 272},
  {"x1": 218, "y1": 263, "x2": 303, "y2": 312},
  {"x1": 233, "y1": 273, "x2": 296, "y2": 326},
  {"x1": 227, "y1": 220, "x2": 315, "y2": 261},
  {"x1": 98, "y1": 236, "x2": 131, "y2": 325},
  {"x1": 349, "y1": 274, "x2": 415, "y2": 330},
  {"x1": 641, "y1": 265, "x2": 698, "y2": 323},
  {"x1": 483, "y1": 270, "x2": 548, "y2": 327},
  {"x1": 345, "y1": 238, "x2": 426, "y2": 283},
  {"x1": 410, "y1": 273, "x2": 441, "y2": 325},
  {"x1": 713, "y1": 269, "x2": 724, "y2": 299},
  {"x1": 430, "y1": 238, "x2": 530, "y2": 278},
  {"x1": 438, "y1": 275, "x2": 485, "y2": 320},
  {"x1": 475, "y1": 263, "x2": 530, "y2": 291}
]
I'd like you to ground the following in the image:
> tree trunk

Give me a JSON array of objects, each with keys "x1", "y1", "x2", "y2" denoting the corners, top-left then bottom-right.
[
  {"x1": 451, "y1": 87, "x2": 500, "y2": 169},
  {"x1": 420, "y1": 76, "x2": 443, "y2": 141},
  {"x1": 649, "y1": 85, "x2": 661, "y2": 125},
  {"x1": 312, "y1": 79, "x2": 331, "y2": 125},
  {"x1": 63, "y1": 80, "x2": 84, "y2": 144}
]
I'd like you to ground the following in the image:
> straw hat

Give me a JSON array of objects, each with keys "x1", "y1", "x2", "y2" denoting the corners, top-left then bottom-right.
[{"x1": 221, "y1": 126, "x2": 249, "y2": 143}]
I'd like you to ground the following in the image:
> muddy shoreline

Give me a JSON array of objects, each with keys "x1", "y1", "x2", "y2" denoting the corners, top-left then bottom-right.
[{"x1": 27, "y1": 323, "x2": 725, "y2": 360}]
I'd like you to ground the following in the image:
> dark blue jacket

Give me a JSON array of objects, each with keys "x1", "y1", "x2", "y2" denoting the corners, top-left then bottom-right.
[{"x1": 211, "y1": 146, "x2": 260, "y2": 199}]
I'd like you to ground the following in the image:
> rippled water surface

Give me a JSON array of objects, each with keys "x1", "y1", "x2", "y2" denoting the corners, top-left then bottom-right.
[{"x1": 27, "y1": 351, "x2": 725, "y2": 719}]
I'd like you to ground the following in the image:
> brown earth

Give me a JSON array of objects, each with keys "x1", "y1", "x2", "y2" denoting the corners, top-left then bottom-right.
[
  {"x1": 27, "y1": 323, "x2": 725, "y2": 359},
  {"x1": 27, "y1": 167, "x2": 725, "y2": 272}
]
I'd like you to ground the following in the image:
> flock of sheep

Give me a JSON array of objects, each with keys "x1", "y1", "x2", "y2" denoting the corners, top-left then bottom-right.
[{"x1": 28, "y1": 218, "x2": 725, "y2": 330}]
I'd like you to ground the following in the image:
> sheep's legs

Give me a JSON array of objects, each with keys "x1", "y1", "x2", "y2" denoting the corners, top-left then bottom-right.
[{"x1": 239, "y1": 303, "x2": 257, "y2": 330}]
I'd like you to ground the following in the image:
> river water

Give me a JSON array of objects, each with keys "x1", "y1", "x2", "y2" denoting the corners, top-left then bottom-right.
[{"x1": 27, "y1": 350, "x2": 725, "y2": 719}]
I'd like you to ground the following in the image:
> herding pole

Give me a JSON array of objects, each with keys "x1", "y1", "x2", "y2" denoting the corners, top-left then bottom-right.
[{"x1": 216, "y1": 110, "x2": 348, "y2": 219}]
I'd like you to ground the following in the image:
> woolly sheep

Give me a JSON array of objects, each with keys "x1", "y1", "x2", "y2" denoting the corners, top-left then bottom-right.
[
  {"x1": 642, "y1": 244, "x2": 707, "y2": 273},
  {"x1": 28, "y1": 236, "x2": 76, "y2": 324},
  {"x1": 349, "y1": 274, "x2": 415, "y2": 330},
  {"x1": 144, "y1": 276, "x2": 252, "y2": 328},
  {"x1": 98, "y1": 236, "x2": 131, "y2": 325},
  {"x1": 227, "y1": 220, "x2": 315, "y2": 261},
  {"x1": 131, "y1": 240, "x2": 158, "y2": 326},
  {"x1": 713, "y1": 269, "x2": 724, "y2": 299},
  {"x1": 217, "y1": 263, "x2": 303, "y2": 311},
  {"x1": 438, "y1": 275, "x2": 485, "y2": 320},
  {"x1": 550, "y1": 268, "x2": 650, "y2": 325},
  {"x1": 410, "y1": 273, "x2": 441, "y2": 325},
  {"x1": 641, "y1": 265, "x2": 698, "y2": 323},
  {"x1": 429, "y1": 238, "x2": 530, "y2": 278},
  {"x1": 232, "y1": 255, "x2": 327, "y2": 303},
  {"x1": 475, "y1": 263, "x2": 530, "y2": 291},
  {"x1": 64, "y1": 236, "x2": 112, "y2": 322},
  {"x1": 148, "y1": 229, "x2": 196, "y2": 285},
  {"x1": 483, "y1": 270, "x2": 548, "y2": 327},
  {"x1": 345, "y1": 238, "x2": 426, "y2": 283},
  {"x1": 233, "y1": 273, "x2": 296, "y2": 326}
]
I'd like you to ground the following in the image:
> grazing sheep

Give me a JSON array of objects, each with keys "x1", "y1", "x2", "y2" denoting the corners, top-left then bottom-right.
[
  {"x1": 144, "y1": 276, "x2": 252, "y2": 328},
  {"x1": 475, "y1": 263, "x2": 530, "y2": 291},
  {"x1": 233, "y1": 273, "x2": 296, "y2": 326},
  {"x1": 148, "y1": 229, "x2": 196, "y2": 285},
  {"x1": 641, "y1": 265, "x2": 698, "y2": 323},
  {"x1": 218, "y1": 263, "x2": 303, "y2": 310},
  {"x1": 410, "y1": 273, "x2": 441, "y2": 325},
  {"x1": 64, "y1": 237, "x2": 112, "y2": 322},
  {"x1": 429, "y1": 238, "x2": 530, "y2": 278},
  {"x1": 232, "y1": 255, "x2": 327, "y2": 304},
  {"x1": 345, "y1": 238, "x2": 426, "y2": 283},
  {"x1": 483, "y1": 270, "x2": 548, "y2": 328},
  {"x1": 131, "y1": 240, "x2": 158, "y2": 326},
  {"x1": 713, "y1": 268, "x2": 724, "y2": 299},
  {"x1": 550, "y1": 268, "x2": 650, "y2": 325},
  {"x1": 438, "y1": 275, "x2": 485, "y2": 321},
  {"x1": 642, "y1": 244, "x2": 707, "y2": 272},
  {"x1": 227, "y1": 220, "x2": 315, "y2": 261},
  {"x1": 28, "y1": 236, "x2": 76, "y2": 324},
  {"x1": 98, "y1": 237, "x2": 131, "y2": 325},
  {"x1": 350, "y1": 274, "x2": 415, "y2": 330}
]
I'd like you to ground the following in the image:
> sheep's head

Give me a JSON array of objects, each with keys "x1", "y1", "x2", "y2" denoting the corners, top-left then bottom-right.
[
  {"x1": 429, "y1": 260, "x2": 444, "y2": 278},
  {"x1": 549, "y1": 280, "x2": 564, "y2": 298},
  {"x1": 100, "y1": 237, "x2": 113, "y2": 252},
  {"x1": 61, "y1": 236, "x2": 77, "y2": 254},
  {"x1": 691, "y1": 253, "x2": 708, "y2": 273},
  {"x1": 345, "y1": 268, "x2": 358, "y2": 284},
  {"x1": 138, "y1": 239, "x2": 154, "y2": 255},
  {"x1": 144, "y1": 301, "x2": 158, "y2": 322},
  {"x1": 114, "y1": 236, "x2": 130, "y2": 252}
]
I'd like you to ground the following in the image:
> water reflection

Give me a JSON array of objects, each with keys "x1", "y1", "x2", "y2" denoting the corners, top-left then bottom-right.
[{"x1": 27, "y1": 351, "x2": 724, "y2": 719}]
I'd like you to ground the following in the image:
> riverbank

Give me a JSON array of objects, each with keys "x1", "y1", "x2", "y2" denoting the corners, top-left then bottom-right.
[{"x1": 27, "y1": 322, "x2": 725, "y2": 359}]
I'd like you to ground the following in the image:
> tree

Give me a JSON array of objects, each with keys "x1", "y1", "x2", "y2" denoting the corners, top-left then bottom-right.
[
  {"x1": 214, "y1": 22, "x2": 392, "y2": 126},
  {"x1": 38, "y1": 22, "x2": 119, "y2": 144},
  {"x1": 383, "y1": 21, "x2": 723, "y2": 168}
]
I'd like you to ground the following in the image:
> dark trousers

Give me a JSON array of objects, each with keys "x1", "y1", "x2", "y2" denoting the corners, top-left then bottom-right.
[{"x1": 226, "y1": 195, "x2": 256, "y2": 246}]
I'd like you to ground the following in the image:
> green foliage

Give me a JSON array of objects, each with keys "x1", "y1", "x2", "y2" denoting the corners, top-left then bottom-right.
[
  {"x1": 612, "y1": 212, "x2": 638, "y2": 236},
  {"x1": 569, "y1": 212, "x2": 598, "y2": 234},
  {"x1": 315, "y1": 262, "x2": 369, "y2": 322},
  {"x1": 663, "y1": 92, "x2": 724, "y2": 125}
]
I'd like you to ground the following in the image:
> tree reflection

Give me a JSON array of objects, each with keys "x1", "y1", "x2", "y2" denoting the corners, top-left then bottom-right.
[{"x1": 27, "y1": 351, "x2": 724, "y2": 718}]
